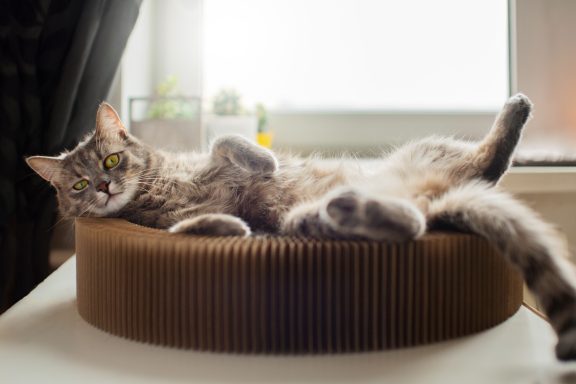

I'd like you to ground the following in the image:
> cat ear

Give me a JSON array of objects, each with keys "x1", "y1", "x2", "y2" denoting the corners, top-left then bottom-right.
[
  {"x1": 96, "y1": 102, "x2": 127, "y2": 140},
  {"x1": 26, "y1": 156, "x2": 62, "y2": 182}
]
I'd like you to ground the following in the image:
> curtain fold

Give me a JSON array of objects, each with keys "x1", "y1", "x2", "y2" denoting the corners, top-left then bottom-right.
[{"x1": 0, "y1": 0, "x2": 142, "y2": 313}]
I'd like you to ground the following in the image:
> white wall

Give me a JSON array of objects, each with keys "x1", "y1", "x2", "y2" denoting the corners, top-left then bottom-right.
[
  {"x1": 114, "y1": 0, "x2": 203, "y2": 126},
  {"x1": 501, "y1": 169, "x2": 576, "y2": 257},
  {"x1": 508, "y1": 0, "x2": 576, "y2": 258},
  {"x1": 153, "y1": 0, "x2": 203, "y2": 97},
  {"x1": 119, "y1": 0, "x2": 154, "y2": 124},
  {"x1": 512, "y1": 0, "x2": 576, "y2": 144}
]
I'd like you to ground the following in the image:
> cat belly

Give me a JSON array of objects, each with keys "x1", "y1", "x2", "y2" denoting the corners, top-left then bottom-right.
[{"x1": 360, "y1": 165, "x2": 452, "y2": 216}]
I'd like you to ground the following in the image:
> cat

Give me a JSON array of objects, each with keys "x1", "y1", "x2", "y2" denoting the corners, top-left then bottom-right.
[{"x1": 26, "y1": 94, "x2": 576, "y2": 360}]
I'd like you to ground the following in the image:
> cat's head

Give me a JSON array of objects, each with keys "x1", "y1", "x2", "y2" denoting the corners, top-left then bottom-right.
[{"x1": 26, "y1": 103, "x2": 149, "y2": 218}]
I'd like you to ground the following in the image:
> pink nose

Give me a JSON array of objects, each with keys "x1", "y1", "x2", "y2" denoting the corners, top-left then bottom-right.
[{"x1": 96, "y1": 181, "x2": 110, "y2": 193}]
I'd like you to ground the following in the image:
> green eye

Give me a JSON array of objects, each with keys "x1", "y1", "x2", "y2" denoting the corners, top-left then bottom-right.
[
  {"x1": 104, "y1": 153, "x2": 120, "y2": 169},
  {"x1": 73, "y1": 179, "x2": 89, "y2": 191}
]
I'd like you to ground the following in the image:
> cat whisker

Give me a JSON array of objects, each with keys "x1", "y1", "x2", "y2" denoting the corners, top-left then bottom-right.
[{"x1": 48, "y1": 196, "x2": 100, "y2": 231}]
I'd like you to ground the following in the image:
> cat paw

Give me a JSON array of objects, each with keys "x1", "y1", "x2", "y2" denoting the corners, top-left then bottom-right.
[
  {"x1": 504, "y1": 93, "x2": 532, "y2": 125},
  {"x1": 507, "y1": 93, "x2": 532, "y2": 108},
  {"x1": 211, "y1": 135, "x2": 278, "y2": 175},
  {"x1": 282, "y1": 202, "x2": 330, "y2": 238},
  {"x1": 168, "y1": 214, "x2": 251, "y2": 237},
  {"x1": 322, "y1": 189, "x2": 425, "y2": 241},
  {"x1": 556, "y1": 329, "x2": 576, "y2": 361}
]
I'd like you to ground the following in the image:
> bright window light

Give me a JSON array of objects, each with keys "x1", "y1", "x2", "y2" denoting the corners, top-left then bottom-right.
[{"x1": 203, "y1": 0, "x2": 508, "y2": 111}]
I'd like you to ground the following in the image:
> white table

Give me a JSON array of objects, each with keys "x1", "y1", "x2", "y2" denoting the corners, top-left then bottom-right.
[{"x1": 0, "y1": 257, "x2": 575, "y2": 384}]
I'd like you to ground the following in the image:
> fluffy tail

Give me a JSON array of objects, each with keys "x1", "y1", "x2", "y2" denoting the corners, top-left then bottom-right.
[
  {"x1": 474, "y1": 94, "x2": 532, "y2": 184},
  {"x1": 428, "y1": 182, "x2": 576, "y2": 361}
]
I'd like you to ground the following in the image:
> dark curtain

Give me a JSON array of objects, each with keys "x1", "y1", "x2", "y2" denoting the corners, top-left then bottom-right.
[{"x1": 0, "y1": 0, "x2": 142, "y2": 313}]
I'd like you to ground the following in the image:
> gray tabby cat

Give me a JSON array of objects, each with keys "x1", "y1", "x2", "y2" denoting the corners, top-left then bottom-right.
[{"x1": 27, "y1": 94, "x2": 576, "y2": 360}]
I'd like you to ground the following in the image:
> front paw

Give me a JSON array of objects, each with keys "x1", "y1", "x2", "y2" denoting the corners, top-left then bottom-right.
[
  {"x1": 211, "y1": 135, "x2": 278, "y2": 175},
  {"x1": 168, "y1": 214, "x2": 251, "y2": 237},
  {"x1": 282, "y1": 202, "x2": 328, "y2": 238}
]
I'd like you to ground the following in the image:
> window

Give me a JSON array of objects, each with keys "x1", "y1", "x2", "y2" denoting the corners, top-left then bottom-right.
[
  {"x1": 203, "y1": 0, "x2": 509, "y2": 112},
  {"x1": 120, "y1": 0, "x2": 512, "y2": 152}
]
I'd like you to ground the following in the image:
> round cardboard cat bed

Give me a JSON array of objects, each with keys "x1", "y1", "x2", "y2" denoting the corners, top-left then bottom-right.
[{"x1": 75, "y1": 217, "x2": 523, "y2": 353}]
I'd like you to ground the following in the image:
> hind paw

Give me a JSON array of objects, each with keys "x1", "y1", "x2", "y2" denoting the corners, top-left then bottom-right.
[
  {"x1": 321, "y1": 188, "x2": 425, "y2": 242},
  {"x1": 504, "y1": 93, "x2": 533, "y2": 124}
]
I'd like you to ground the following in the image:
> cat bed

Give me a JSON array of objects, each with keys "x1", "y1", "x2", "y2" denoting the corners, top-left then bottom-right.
[{"x1": 75, "y1": 217, "x2": 523, "y2": 353}]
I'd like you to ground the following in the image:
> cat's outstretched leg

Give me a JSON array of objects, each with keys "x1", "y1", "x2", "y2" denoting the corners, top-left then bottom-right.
[
  {"x1": 428, "y1": 182, "x2": 576, "y2": 361},
  {"x1": 283, "y1": 188, "x2": 425, "y2": 241},
  {"x1": 210, "y1": 135, "x2": 278, "y2": 175},
  {"x1": 474, "y1": 93, "x2": 532, "y2": 183},
  {"x1": 169, "y1": 213, "x2": 251, "y2": 237}
]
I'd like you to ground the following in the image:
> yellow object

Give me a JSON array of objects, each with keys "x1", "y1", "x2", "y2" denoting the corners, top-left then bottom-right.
[{"x1": 257, "y1": 132, "x2": 273, "y2": 148}]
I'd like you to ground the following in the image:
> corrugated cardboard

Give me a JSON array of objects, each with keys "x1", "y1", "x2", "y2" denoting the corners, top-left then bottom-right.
[{"x1": 75, "y1": 217, "x2": 523, "y2": 353}]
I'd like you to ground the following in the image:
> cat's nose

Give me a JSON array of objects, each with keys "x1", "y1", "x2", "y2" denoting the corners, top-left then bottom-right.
[{"x1": 96, "y1": 180, "x2": 110, "y2": 193}]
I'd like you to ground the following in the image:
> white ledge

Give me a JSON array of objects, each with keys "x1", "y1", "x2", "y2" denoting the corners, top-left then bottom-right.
[
  {"x1": 502, "y1": 167, "x2": 576, "y2": 194},
  {"x1": 340, "y1": 160, "x2": 576, "y2": 194}
]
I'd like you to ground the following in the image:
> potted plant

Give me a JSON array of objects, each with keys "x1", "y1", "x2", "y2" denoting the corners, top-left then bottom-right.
[
  {"x1": 255, "y1": 103, "x2": 273, "y2": 148},
  {"x1": 205, "y1": 89, "x2": 258, "y2": 143},
  {"x1": 129, "y1": 76, "x2": 203, "y2": 151}
]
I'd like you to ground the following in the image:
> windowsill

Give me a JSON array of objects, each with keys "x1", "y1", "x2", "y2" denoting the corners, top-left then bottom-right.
[
  {"x1": 502, "y1": 167, "x2": 576, "y2": 194},
  {"x1": 321, "y1": 160, "x2": 576, "y2": 194},
  {"x1": 345, "y1": 160, "x2": 576, "y2": 194}
]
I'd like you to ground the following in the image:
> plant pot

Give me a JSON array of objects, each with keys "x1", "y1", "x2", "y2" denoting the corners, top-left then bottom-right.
[
  {"x1": 130, "y1": 119, "x2": 203, "y2": 152},
  {"x1": 257, "y1": 132, "x2": 273, "y2": 148}
]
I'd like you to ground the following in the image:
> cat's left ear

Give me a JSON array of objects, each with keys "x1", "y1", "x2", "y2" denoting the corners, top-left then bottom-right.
[{"x1": 96, "y1": 102, "x2": 127, "y2": 140}]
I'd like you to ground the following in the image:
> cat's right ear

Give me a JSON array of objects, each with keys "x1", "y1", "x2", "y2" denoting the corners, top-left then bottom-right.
[
  {"x1": 96, "y1": 102, "x2": 127, "y2": 140},
  {"x1": 26, "y1": 156, "x2": 62, "y2": 182}
]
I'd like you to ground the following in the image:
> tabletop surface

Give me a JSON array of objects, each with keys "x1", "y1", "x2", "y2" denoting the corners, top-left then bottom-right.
[{"x1": 1, "y1": 257, "x2": 576, "y2": 384}]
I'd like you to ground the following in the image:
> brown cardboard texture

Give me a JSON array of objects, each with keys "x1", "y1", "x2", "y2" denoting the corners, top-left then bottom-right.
[{"x1": 75, "y1": 217, "x2": 523, "y2": 353}]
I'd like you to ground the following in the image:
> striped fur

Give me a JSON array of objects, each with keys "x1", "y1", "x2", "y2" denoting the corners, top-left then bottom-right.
[
  {"x1": 26, "y1": 94, "x2": 576, "y2": 360},
  {"x1": 427, "y1": 182, "x2": 576, "y2": 360}
]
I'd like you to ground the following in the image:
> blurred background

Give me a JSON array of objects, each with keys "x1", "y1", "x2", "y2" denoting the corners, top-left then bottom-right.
[
  {"x1": 120, "y1": 0, "x2": 510, "y2": 154},
  {"x1": 116, "y1": 0, "x2": 576, "y2": 154},
  {"x1": 2, "y1": 0, "x2": 576, "y2": 312}
]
